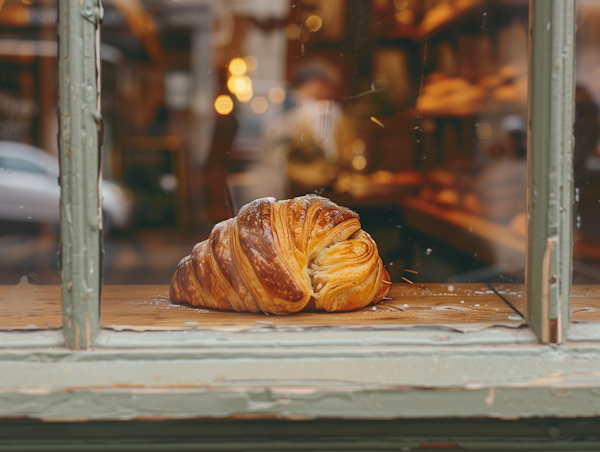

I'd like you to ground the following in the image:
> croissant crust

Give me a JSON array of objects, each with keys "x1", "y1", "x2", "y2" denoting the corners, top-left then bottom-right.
[{"x1": 170, "y1": 195, "x2": 391, "y2": 314}]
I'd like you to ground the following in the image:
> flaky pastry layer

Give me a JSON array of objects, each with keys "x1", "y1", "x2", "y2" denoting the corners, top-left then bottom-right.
[{"x1": 170, "y1": 195, "x2": 391, "y2": 314}]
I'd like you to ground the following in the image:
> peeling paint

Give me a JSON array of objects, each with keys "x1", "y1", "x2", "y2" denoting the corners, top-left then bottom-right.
[
  {"x1": 59, "y1": 0, "x2": 101, "y2": 349},
  {"x1": 527, "y1": 0, "x2": 575, "y2": 344},
  {"x1": 485, "y1": 387, "x2": 496, "y2": 405}
]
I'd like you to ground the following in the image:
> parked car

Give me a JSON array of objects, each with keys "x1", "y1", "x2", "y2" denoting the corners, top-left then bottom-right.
[{"x1": 0, "y1": 141, "x2": 133, "y2": 233}]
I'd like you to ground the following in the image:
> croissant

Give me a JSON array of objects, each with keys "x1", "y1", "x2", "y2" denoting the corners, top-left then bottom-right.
[{"x1": 170, "y1": 195, "x2": 391, "y2": 315}]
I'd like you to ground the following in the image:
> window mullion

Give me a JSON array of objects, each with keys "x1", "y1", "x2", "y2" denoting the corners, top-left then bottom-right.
[
  {"x1": 526, "y1": 0, "x2": 576, "y2": 344},
  {"x1": 58, "y1": 0, "x2": 102, "y2": 349}
]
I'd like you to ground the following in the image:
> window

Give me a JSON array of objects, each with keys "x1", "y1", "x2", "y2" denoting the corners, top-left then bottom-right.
[
  {"x1": 98, "y1": 0, "x2": 531, "y2": 332},
  {"x1": 3, "y1": 0, "x2": 598, "y2": 428},
  {"x1": 571, "y1": 0, "x2": 600, "y2": 326},
  {"x1": 0, "y1": 0, "x2": 61, "y2": 331}
]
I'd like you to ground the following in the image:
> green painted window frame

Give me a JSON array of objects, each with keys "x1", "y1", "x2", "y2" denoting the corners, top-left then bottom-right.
[
  {"x1": 53, "y1": 0, "x2": 576, "y2": 348},
  {"x1": 4, "y1": 0, "x2": 600, "y2": 425}
]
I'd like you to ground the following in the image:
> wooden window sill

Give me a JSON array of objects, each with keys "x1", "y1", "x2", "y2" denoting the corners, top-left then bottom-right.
[{"x1": 2, "y1": 283, "x2": 599, "y2": 331}]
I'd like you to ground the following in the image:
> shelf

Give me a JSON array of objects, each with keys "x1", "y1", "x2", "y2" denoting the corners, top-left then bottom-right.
[
  {"x1": 400, "y1": 196, "x2": 525, "y2": 271},
  {"x1": 385, "y1": 0, "x2": 486, "y2": 42}
]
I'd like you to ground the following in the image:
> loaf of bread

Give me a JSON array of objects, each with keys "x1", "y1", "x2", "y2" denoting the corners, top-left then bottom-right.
[{"x1": 170, "y1": 195, "x2": 391, "y2": 314}]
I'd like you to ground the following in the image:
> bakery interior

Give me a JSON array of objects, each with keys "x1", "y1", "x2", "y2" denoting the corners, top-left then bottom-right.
[{"x1": 1, "y1": 0, "x2": 600, "y2": 329}]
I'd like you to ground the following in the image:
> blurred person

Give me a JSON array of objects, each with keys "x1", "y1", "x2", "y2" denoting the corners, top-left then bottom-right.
[
  {"x1": 245, "y1": 58, "x2": 342, "y2": 203},
  {"x1": 202, "y1": 68, "x2": 238, "y2": 225},
  {"x1": 466, "y1": 114, "x2": 528, "y2": 224}
]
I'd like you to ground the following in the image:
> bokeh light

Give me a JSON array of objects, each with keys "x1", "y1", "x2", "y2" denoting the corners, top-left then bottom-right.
[
  {"x1": 393, "y1": 0, "x2": 409, "y2": 10},
  {"x1": 227, "y1": 76, "x2": 238, "y2": 94},
  {"x1": 234, "y1": 76, "x2": 252, "y2": 96},
  {"x1": 395, "y1": 9, "x2": 414, "y2": 24},
  {"x1": 214, "y1": 95, "x2": 234, "y2": 115},
  {"x1": 228, "y1": 58, "x2": 247, "y2": 77},
  {"x1": 285, "y1": 23, "x2": 301, "y2": 40},
  {"x1": 244, "y1": 55, "x2": 258, "y2": 72},
  {"x1": 236, "y1": 87, "x2": 253, "y2": 103},
  {"x1": 352, "y1": 155, "x2": 367, "y2": 170},
  {"x1": 476, "y1": 123, "x2": 493, "y2": 139},
  {"x1": 268, "y1": 86, "x2": 286, "y2": 104},
  {"x1": 251, "y1": 96, "x2": 268, "y2": 114},
  {"x1": 352, "y1": 139, "x2": 366, "y2": 154},
  {"x1": 305, "y1": 15, "x2": 323, "y2": 32}
]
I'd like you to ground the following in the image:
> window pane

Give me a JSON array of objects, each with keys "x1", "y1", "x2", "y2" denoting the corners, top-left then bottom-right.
[
  {"x1": 572, "y1": 0, "x2": 600, "y2": 323},
  {"x1": 101, "y1": 0, "x2": 527, "y2": 329},
  {"x1": 0, "y1": 0, "x2": 61, "y2": 329}
]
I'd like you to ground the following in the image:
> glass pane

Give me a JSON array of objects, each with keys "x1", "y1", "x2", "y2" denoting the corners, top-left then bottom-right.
[
  {"x1": 0, "y1": 0, "x2": 61, "y2": 329},
  {"x1": 572, "y1": 0, "x2": 600, "y2": 323},
  {"x1": 101, "y1": 0, "x2": 527, "y2": 329}
]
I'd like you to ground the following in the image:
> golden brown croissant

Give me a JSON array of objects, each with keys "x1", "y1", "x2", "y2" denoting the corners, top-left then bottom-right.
[{"x1": 170, "y1": 195, "x2": 391, "y2": 315}]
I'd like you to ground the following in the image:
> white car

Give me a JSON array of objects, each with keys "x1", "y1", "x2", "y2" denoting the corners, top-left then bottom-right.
[{"x1": 0, "y1": 141, "x2": 133, "y2": 232}]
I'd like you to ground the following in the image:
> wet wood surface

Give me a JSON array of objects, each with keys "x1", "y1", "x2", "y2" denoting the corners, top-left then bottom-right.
[{"x1": 1, "y1": 283, "x2": 598, "y2": 330}]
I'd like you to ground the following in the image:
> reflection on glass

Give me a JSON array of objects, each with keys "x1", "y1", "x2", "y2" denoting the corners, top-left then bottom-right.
[
  {"x1": 0, "y1": 0, "x2": 63, "y2": 328},
  {"x1": 100, "y1": 0, "x2": 528, "y2": 326},
  {"x1": 571, "y1": 0, "x2": 600, "y2": 322}
]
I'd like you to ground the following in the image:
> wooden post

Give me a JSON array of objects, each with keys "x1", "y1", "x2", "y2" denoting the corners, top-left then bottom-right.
[
  {"x1": 58, "y1": 0, "x2": 102, "y2": 349},
  {"x1": 526, "y1": 0, "x2": 576, "y2": 343}
]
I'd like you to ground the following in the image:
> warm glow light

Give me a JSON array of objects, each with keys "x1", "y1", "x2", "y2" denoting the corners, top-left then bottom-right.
[
  {"x1": 251, "y1": 96, "x2": 268, "y2": 114},
  {"x1": 234, "y1": 76, "x2": 252, "y2": 95},
  {"x1": 352, "y1": 155, "x2": 367, "y2": 170},
  {"x1": 268, "y1": 86, "x2": 286, "y2": 104},
  {"x1": 244, "y1": 55, "x2": 258, "y2": 72},
  {"x1": 395, "y1": 9, "x2": 414, "y2": 24},
  {"x1": 214, "y1": 95, "x2": 234, "y2": 115},
  {"x1": 476, "y1": 123, "x2": 492, "y2": 139},
  {"x1": 228, "y1": 58, "x2": 247, "y2": 77},
  {"x1": 393, "y1": 0, "x2": 409, "y2": 10},
  {"x1": 286, "y1": 23, "x2": 301, "y2": 40},
  {"x1": 227, "y1": 76, "x2": 237, "y2": 94},
  {"x1": 305, "y1": 15, "x2": 323, "y2": 32},
  {"x1": 352, "y1": 139, "x2": 366, "y2": 154},
  {"x1": 236, "y1": 88, "x2": 253, "y2": 103}
]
